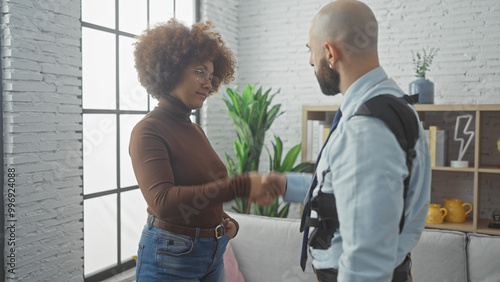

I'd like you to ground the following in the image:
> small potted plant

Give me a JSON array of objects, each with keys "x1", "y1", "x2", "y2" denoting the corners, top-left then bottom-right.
[{"x1": 409, "y1": 47, "x2": 439, "y2": 104}]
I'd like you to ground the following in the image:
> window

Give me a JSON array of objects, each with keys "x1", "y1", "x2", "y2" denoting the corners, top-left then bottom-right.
[{"x1": 81, "y1": 1, "x2": 198, "y2": 280}]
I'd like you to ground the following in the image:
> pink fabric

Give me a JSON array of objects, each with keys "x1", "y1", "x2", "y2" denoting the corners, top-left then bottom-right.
[{"x1": 224, "y1": 242, "x2": 245, "y2": 282}]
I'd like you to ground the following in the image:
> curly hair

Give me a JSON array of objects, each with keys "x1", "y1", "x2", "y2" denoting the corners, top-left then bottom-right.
[{"x1": 134, "y1": 19, "x2": 236, "y2": 99}]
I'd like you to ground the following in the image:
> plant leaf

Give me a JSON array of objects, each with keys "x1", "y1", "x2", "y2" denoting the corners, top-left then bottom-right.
[
  {"x1": 278, "y1": 203, "x2": 290, "y2": 218},
  {"x1": 280, "y1": 143, "x2": 302, "y2": 172},
  {"x1": 292, "y1": 162, "x2": 313, "y2": 172},
  {"x1": 252, "y1": 201, "x2": 262, "y2": 215},
  {"x1": 225, "y1": 87, "x2": 242, "y2": 118}
]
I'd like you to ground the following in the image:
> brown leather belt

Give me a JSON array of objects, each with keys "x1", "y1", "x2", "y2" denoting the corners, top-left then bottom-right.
[{"x1": 149, "y1": 215, "x2": 226, "y2": 239}]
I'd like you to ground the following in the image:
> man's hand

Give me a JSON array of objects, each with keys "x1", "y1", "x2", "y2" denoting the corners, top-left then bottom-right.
[
  {"x1": 248, "y1": 172, "x2": 281, "y2": 206},
  {"x1": 262, "y1": 171, "x2": 287, "y2": 195},
  {"x1": 254, "y1": 171, "x2": 287, "y2": 206}
]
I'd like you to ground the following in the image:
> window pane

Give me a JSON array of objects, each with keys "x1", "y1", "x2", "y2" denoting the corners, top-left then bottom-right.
[
  {"x1": 176, "y1": 0, "x2": 194, "y2": 25},
  {"x1": 120, "y1": 114, "x2": 146, "y2": 187},
  {"x1": 190, "y1": 111, "x2": 197, "y2": 123},
  {"x1": 119, "y1": 0, "x2": 147, "y2": 35},
  {"x1": 150, "y1": 0, "x2": 174, "y2": 27},
  {"x1": 82, "y1": 28, "x2": 116, "y2": 109},
  {"x1": 82, "y1": 0, "x2": 115, "y2": 29},
  {"x1": 121, "y1": 189, "x2": 148, "y2": 262},
  {"x1": 84, "y1": 195, "x2": 117, "y2": 275},
  {"x1": 119, "y1": 36, "x2": 148, "y2": 111},
  {"x1": 150, "y1": 97, "x2": 158, "y2": 110},
  {"x1": 83, "y1": 114, "x2": 117, "y2": 194}
]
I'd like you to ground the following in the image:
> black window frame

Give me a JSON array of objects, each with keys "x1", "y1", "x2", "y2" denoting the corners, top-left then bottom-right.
[{"x1": 82, "y1": 1, "x2": 200, "y2": 281}]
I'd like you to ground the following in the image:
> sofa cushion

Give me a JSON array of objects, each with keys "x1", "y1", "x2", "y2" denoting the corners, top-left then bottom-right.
[
  {"x1": 228, "y1": 212, "x2": 316, "y2": 282},
  {"x1": 411, "y1": 229, "x2": 467, "y2": 282},
  {"x1": 224, "y1": 242, "x2": 245, "y2": 282},
  {"x1": 467, "y1": 233, "x2": 500, "y2": 282}
]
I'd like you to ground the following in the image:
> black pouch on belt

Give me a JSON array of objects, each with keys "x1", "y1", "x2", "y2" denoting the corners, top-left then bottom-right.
[{"x1": 306, "y1": 192, "x2": 339, "y2": 250}]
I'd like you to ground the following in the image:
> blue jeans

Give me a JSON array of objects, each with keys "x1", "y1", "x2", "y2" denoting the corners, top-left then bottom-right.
[{"x1": 135, "y1": 217, "x2": 228, "y2": 282}]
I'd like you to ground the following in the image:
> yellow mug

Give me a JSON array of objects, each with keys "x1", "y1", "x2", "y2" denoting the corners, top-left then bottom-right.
[
  {"x1": 426, "y1": 203, "x2": 448, "y2": 224},
  {"x1": 443, "y1": 198, "x2": 472, "y2": 223}
]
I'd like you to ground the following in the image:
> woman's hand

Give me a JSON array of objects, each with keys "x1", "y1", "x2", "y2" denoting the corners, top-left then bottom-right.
[
  {"x1": 225, "y1": 218, "x2": 237, "y2": 240},
  {"x1": 248, "y1": 172, "x2": 280, "y2": 205}
]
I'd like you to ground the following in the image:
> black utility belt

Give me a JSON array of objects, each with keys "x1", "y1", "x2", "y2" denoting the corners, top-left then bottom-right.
[{"x1": 314, "y1": 253, "x2": 412, "y2": 282}]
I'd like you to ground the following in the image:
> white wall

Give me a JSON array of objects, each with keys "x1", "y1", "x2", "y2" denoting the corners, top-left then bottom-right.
[
  {"x1": 2, "y1": 0, "x2": 83, "y2": 281},
  {"x1": 373, "y1": 0, "x2": 500, "y2": 104},
  {"x1": 200, "y1": 0, "x2": 239, "y2": 164}
]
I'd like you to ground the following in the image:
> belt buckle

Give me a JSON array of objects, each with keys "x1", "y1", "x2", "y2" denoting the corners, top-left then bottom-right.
[{"x1": 215, "y1": 224, "x2": 224, "y2": 239}]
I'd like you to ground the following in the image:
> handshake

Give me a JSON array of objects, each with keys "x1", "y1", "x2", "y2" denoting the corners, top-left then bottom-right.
[{"x1": 247, "y1": 172, "x2": 288, "y2": 206}]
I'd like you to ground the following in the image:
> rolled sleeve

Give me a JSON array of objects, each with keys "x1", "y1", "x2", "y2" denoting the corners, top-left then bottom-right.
[{"x1": 283, "y1": 172, "x2": 312, "y2": 203}]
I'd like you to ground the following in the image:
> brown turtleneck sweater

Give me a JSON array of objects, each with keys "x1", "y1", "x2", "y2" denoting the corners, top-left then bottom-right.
[{"x1": 129, "y1": 95, "x2": 251, "y2": 229}]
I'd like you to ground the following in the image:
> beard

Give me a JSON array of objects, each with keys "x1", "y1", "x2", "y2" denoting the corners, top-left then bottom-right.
[{"x1": 316, "y1": 58, "x2": 341, "y2": 96}]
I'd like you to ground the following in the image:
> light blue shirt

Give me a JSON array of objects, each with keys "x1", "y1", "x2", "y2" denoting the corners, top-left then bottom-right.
[{"x1": 285, "y1": 67, "x2": 431, "y2": 282}]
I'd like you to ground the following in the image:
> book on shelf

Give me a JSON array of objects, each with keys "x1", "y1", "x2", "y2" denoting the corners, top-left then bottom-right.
[
  {"x1": 425, "y1": 126, "x2": 448, "y2": 167},
  {"x1": 306, "y1": 120, "x2": 331, "y2": 162}
]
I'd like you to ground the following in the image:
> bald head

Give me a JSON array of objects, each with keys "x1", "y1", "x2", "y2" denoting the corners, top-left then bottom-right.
[{"x1": 311, "y1": 0, "x2": 378, "y2": 58}]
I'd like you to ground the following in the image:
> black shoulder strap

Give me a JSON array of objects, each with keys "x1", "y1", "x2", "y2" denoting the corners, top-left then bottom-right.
[{"x1": 355, "y1": 94, "x2": 419, "y2": 233}]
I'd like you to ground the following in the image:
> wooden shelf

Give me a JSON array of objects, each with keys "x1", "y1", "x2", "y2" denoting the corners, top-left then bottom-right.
[
  {"x1": 425, "y1": 218, "x2": 474, "y2": 233},
  {"x1": 302, "y1": 103, "x2": 500, "y2": 236},
  {"x1": 432, "y1": 166, "x2": 475, "y2": 173},
  {"x1": 414, "y1": 104, "x2": 500, "y2": 112},
  {"x1": 478, "y1": 166, "x2": 500, "y2": 174},
  {"x1": 304, "y1": 104, "x2": 499, "y2": 112},
  {"x1": 477, "y1": 218, "x2": 500, "y2": 236},
  {"x1": 303, "y1": 105, "x2": 339, "y2": 112}
]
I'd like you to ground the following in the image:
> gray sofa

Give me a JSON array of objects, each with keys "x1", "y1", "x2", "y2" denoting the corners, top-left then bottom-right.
[{"x1": 226, "y1": 212, "x2": 500, "y2": 282}]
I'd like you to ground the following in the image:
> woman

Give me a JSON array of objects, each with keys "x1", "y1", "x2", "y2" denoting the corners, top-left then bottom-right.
[{"x1": 130, "y1": 19, "x2": 275, "y2": 281}]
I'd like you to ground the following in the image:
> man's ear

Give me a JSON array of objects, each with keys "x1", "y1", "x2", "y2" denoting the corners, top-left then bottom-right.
[{"x1": 324, "y1": 42, "x2": 339, "y2": 68}]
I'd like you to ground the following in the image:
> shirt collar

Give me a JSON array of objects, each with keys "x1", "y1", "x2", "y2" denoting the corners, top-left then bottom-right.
[{"x1": 340, "y1": 66, "x2": 388, "y2": 118}]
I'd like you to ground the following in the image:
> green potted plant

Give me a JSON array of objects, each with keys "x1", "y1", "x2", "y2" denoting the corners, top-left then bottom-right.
[
  {"x1": 223, "y1": 85, "x2": 309, "y2": 217},
  {"x1": 223, "y1": 84, "x2": 283, "y2": 214},
  {"x1": 409, "y1": 47, "x2": 439, "y2": 104}
]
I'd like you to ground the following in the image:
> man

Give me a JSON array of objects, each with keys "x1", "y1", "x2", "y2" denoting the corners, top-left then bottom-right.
[{"x1": 263, "y1": 1, "x2": 431, "y2": 281}]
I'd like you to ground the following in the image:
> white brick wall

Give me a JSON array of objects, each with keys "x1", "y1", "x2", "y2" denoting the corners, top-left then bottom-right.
[
  {"x1": 200, "y1": 0, "x2": 240, "y2": 165},
  {"x1": 2, "y1": 0, "x2": 83, "y2": 281},
  {"x1": 371, "y1": 0, "x2": 500, "y2": 105},
  {"x1": 200, "y1": 0, "x2": 242, "y2": 215}
]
